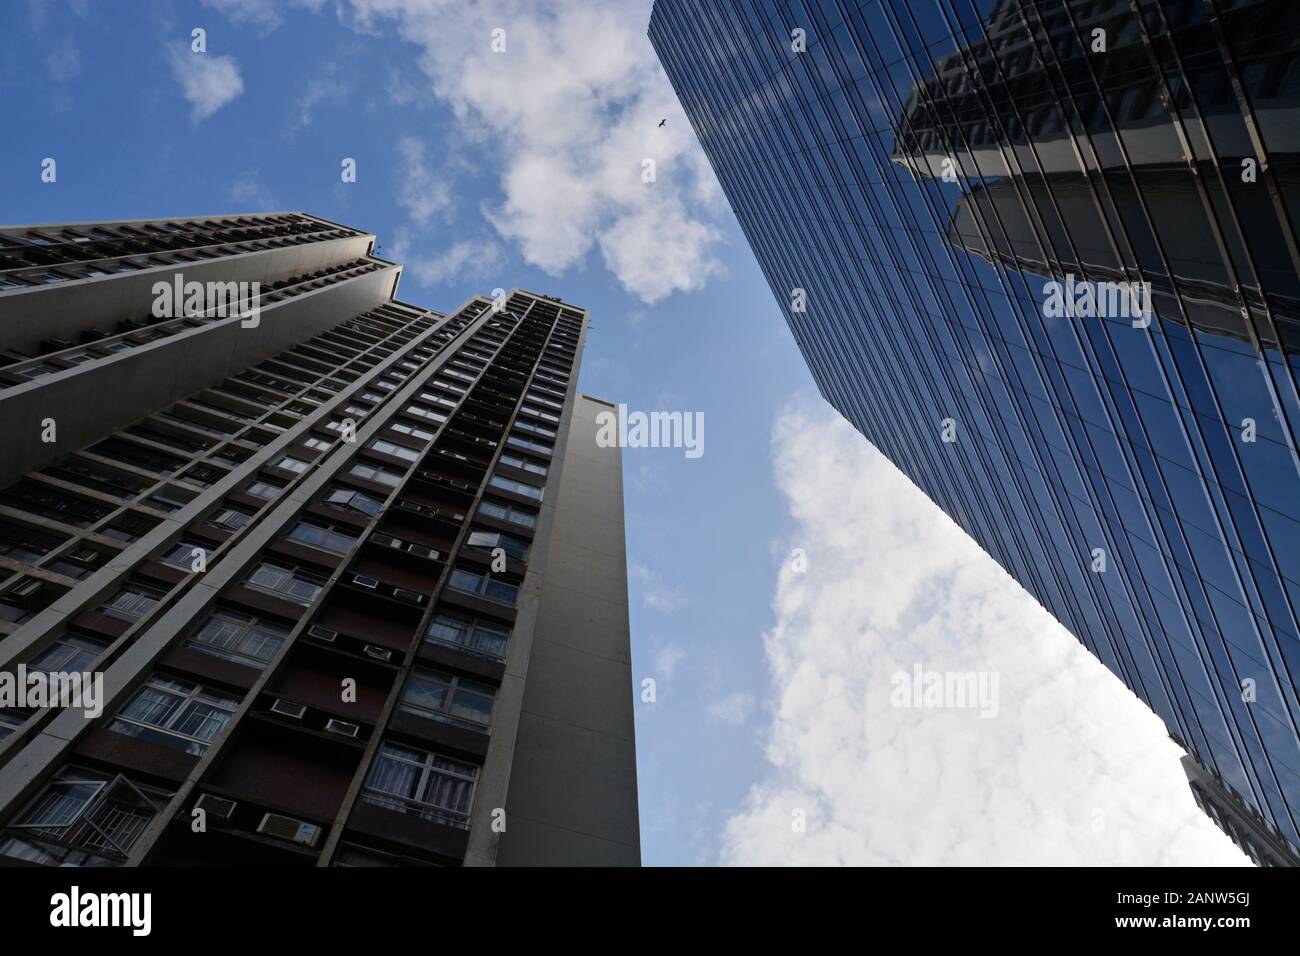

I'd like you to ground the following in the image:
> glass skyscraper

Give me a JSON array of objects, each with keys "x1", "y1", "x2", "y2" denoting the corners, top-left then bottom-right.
[{"x1": 651, "y1": 0, "x2": 1300, "y2": 863}]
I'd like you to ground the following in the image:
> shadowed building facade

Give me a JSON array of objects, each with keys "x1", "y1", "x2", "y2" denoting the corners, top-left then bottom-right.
[
  {"x1": 651, "y1": 0, "x2": 1300, "y2": 863},
  {"x1": 0, "y1": 213, "x2": 639, "y2": 867}
]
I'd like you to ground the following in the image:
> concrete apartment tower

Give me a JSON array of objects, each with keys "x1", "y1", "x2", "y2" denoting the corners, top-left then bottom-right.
[{"x1": 0, "y1": 213, "x2": 639, "y2": 866}]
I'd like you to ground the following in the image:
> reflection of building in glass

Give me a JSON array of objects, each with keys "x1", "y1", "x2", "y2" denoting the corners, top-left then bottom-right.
[
  {"x1": 1183, "y1": 753, "x2": 1297, "y2": 865},
  {"x1": 652, "y1": 0, "x2": 1300, "y2": 863},
  {"x1": 893, "y1": 0, "x2": 1300, "y2": 354},
  {"x1": 947, "y1": 173, "x2": 1300, "y2": 352}
]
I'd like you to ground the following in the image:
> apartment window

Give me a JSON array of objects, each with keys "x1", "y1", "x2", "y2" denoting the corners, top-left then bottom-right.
[
  {"x1": 302, "y1": 436, "x2": 333, "y2": 452},
  {"x1": 368, "y1": 439, "x2": 420, "y2": 462},
  {"x1": 424, "y1": 613, "x2": 509, "y2": 660},
  {"x1": 349, "y1": 462, "x2": 403, "y2": 487},
  {"x1": 478, "y1": 499, "x2": 536, "y2": 529},
  {"x1": 100, "y1": 584, "x2": 163, "y2": 622},
  {"x1": 244, "y1": 560, "x2": 326, "y2": 605},
  {"x1": 274, "y1": 456, "x2": 310, "y2": 474},
  {"x1": 520, "y1": 405, "x2": 560, "y2": 424},
  {"x1": 1, "y1": 481, "x2": 112, "y2": 527},
  {"x1": 506, "y1": 434, "x2": 552, "y2": 456},
  {"x1": 401, "y1": 669, "x2": 495, "y2": 730},
  {"x1": 0, "y1": 767, "x2": 169, "y2": 866},
  {"x1": 324, "y1": 488, "x2": 384, "y2": 516},
  {"x1": 45, "y1": 457, "x2": 148, "y2": 497},
  {"x1": 93, "y1": 437, "x2": 183, "y2": 475},
  {"x1": 498, "y1": 452, "x2": 548, "y2": 476},
  {"x1": 390, "y1": 422, "x2": 434, "y2": 442},
  {"x1": 244, "y1": 478, "x2": 285, "y2": 500},
  {"x1": 526, "y1": 392, "x2": 563, "y2": 411},
  {"x1": 187, "y1": 610, "x2": 287, "y2": 669},
  {"x1": 108, "y1": 676, "x2": 238, "y2": 756},
  {"x1": 361, "y1": 743, "x2": 477, "y2": 828},
  {"x1": 143, "y1": 489, "x2": 191, "y2": 513},
  {"x1": 0, "y1": 520, "x2": 65, "y2": 563},
  {"x1": 513, "y1": 419, "x2": 556, "y2": 439},
  {"x1": 28, "y1": 633, "x2": 108, "y2": 673},
  {"x1": 287, "y1": 520, "x2": 358, "y2": 554},
  {"x1": 0, "y1": 711, "x2": 24, "y2": 741},
  {"x1": 447, "y1": 566, "x2": 519, "y2": 604},
  {"x1": 100, "y1": 512, "x2": 159, "y2": 542},
  {"x1": 180, "y1": 464, "x2": 226, "y2": 488},
  {"x1": 489, "y1": 474, "x2": 543, "y2": 501},
  {"x1": 418, "y1": 391, "x2": 458, "y2": 409},
  {"x1": 465, "y1": 530, "x2": 529, "y2": 562},
  {"x1": 160, "y1": 540, "x2": 207, "y2": 569},
  {"x1": 208, "y1": 506, "x2": 252, "y2": 531},
  {"x1": 405, "y1": 403, "x2": 448, "y2": 423}
]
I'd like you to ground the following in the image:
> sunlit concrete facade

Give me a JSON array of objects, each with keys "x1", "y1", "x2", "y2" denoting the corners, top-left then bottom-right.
[{"x1": 0, "y1": 213, "x2": 638, "y2": 867}]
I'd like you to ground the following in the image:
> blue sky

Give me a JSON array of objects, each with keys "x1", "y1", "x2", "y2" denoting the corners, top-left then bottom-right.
[{"x1": 1, "y1": 0, "x2": 1250, "y2": 865}]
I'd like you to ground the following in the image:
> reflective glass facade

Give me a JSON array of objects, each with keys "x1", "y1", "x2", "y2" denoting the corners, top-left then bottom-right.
[{"x1": 651, "y1": 0, "x2": 1300, "y2": 860}]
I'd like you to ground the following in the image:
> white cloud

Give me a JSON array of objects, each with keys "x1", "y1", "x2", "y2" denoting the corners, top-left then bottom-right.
[
  {"x1": 709, "y1": 691, "x2": 756, "y2": 727},
  {"x1": 288, "y1": 71, "x2": 352, "y2": 136},
  {"x1": 655, "y1": 643, "x2": 686, "y2": 681},
  {"x1": 720, "y1": 395, "x2": 1250, "y2": 866},
  {"x1": 598, "y1": 198, "x2": 724, "y2": 302},
  {"x1": 228, "y1": 172, "x2": 280, "y2": 211},
  {"x1": 388, "y1": 230, "x2": 503, "y2": 287},
  {"x1": 46, "y1": 39, "x2": 81, "y2": 84},
  {"x1": 345, "y1": 0, "x2": 726, "y2": 303},
  {"x1": 167, "y1": 46, "x2": 244, "y2": 123},
  {"x1": 630, "y1": 561, "x2": 689, "y2": 614},
  {"x1": 200, "y1": 0, "x2": 326, "y2": 32},
  {"x1": 394, "y1": 136, "x2": 452, "y2": 226}
]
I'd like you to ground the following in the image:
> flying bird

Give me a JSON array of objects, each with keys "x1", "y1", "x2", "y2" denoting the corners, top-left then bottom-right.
[{"x1": 658, "y1": 118, "x2": 666, "y2": 127}]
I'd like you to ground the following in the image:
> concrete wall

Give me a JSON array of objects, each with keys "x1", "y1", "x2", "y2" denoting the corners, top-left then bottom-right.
[
  {"x1": 0, "y1": 234, "x2": 375, "y2": 355},
  {"x1": 0, "y1": 265, "x2": 397, "y2": 487},
  {"x1": 496, "y1": 394, "x2": 640, "y2": 866}
]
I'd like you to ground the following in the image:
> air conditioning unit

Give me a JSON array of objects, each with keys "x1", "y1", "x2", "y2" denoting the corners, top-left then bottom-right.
[
  {"x1": 370, "y1": 533, "x2": 402, "y2": 549},
  {"x1": 10, "y1": 579, "x2": 42, "y2": 599},
  {"x1": 269, "y1": 699, "x2": 306, "y2": 720},
  {"x1": 393, "y1": 588, "x2": 425, "y2": 605},
  {"x1": 9, "y1": 580, "x2": 45, "y2": 608},
  {"x1": 67, "y1": 547, "x2": 101, "y2": 564},
  {"x1": 195, "y1": 793, "x2": 237, "y2": 822},
  {"x1": 352, "y1": 574, "x2": 380, "y2": 589},
  {"x1": 323, "y1": 719, "x2": 360, "y2": 739},
  {"x1": 256, "y1": 813, "x2": 321, "y2": 847},
  {"x1": 306, "y1": 625, "x2": 337, "y2": 643},
  {"x1": 362, "y1": 645, "x2": 393, "y2": 662},
  {"x1": 407, "y1": 545, "x2": 438, "y2": 560}
]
